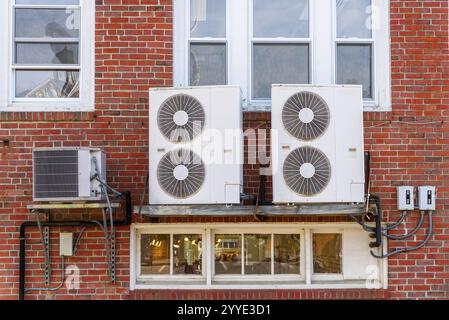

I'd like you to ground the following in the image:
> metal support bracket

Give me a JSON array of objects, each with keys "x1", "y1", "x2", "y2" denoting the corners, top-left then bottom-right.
[
  {"x1": 110, "y1": 230, "x2": 116, "y2": 283},
  {"x1": 43, "y1": 226, "x2": 51, "y2": 287}
]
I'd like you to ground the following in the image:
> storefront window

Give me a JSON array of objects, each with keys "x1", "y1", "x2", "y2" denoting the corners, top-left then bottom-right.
[
  {"x1": 244, "y1": 234, "x2": 271, "y2": 275},
  {"x1": 215, "y1": 234, "x2": 242, "y2": 275},
  {"x1": 173, "y1": 234, "x2": 203, "y2": 275},
  {"x1": 140, "y1": 234, "x2": 170, "y2": 275},
  {"x1": 274, "y1": 234, "x2": 301, "y2": 274}
]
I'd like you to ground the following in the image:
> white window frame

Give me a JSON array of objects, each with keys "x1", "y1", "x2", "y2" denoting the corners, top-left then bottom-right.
[
  {"x1": 0, "y1": 0, "x2": 95, "y2": 112},
  {"x1": 173, "y1": 0, "x2": 391, "y2": 111},
  {"x1": 131, "y1": 223, "x2": 388, "y2": 290}
]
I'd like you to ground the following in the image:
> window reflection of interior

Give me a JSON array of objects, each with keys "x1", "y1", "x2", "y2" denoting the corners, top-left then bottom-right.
[
  {"x1": 140, "y1": 234, "x2": 170, "y2": 275},
  {"x1": 173, "y1": 234, "x2": 203, "y2": 275},
  {"x1": 312, "y1": 233, "x2": 342, "y2": 274}
]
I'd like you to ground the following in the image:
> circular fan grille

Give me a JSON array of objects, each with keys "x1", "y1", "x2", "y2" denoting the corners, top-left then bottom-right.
[
  {"x1": 157, "y1": 149, "x2": 205, "y2": 199},
  {"x1": 157, "y1": 94, "x2": 205, "y2": 143},
  {"x1": 282, "y1": 91, "x2": 330, "y2": 141},
  {"x1": 283, "y1": 146, "x2": 331, "y2": 196}
]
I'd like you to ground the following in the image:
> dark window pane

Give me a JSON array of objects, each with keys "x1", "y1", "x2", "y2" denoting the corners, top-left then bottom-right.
[
  {"x1": 274, "y1": 234, "x2": 301, "y2": 274},
  {"x1": 15, "y1": 8, "x2": 80, "y2": 38},
  {"x1": 140, "y1": 234, "x2": 170, "y2": 275},
  {"x1": 16, "y1": 43, "x2": 79, "y2": 64},
  {"x1": 253, "y1": 0, "x2": 309, "y2": 38},
  {"x1": 190, "y1": 43, "x2": 226, "y2": 86},
  {"x1": 252, "y1": 44, "x2": 309, "y2": 99},
  {"x1": 15, "y1": 70, "x2": 80, "y2": 98},
  {"x1": 313, "y1": 233, "x2": 342, "y2": 274},
  {"x1": 244, "y1": 234, "x2": 271, "y2": 275},
  {"x1": 215, "y1": 234, "x2": 241, "y2": 275},
  {"x1": 190, "y1": 0, "x2": 226, "y2": 38},
  {"x1": 337, "y1": 0, "x2": 372, "y2": 39},
  {"x1": 16, "y1": 0, "x2": 79, "y2": 4},
  {"x1": 173, "y1": 234, "x2": 203, "y2": 275},
  {"x1": 336, "y1": 44, "x2": 372, "y2": 98}
]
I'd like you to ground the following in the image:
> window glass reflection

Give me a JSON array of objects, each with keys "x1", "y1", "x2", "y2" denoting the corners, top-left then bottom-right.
[
  {"x1": 140, "y1": 234, "x2": 170, "y2": 275},
  {"x1": 215, "y1": 234, "x2": 242, "y2": 274},
  {"x1": 173, "y1": 234, "x2": 203, "y2": 275}
]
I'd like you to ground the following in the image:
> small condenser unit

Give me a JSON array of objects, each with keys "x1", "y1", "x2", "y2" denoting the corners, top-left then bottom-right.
[{"x1": 33, "y1": 148, "x2": 106, "y2": 202}]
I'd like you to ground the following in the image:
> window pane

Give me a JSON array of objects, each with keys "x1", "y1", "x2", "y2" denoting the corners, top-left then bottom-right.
[
  {"x1": 337, "y1": 0, "x2": 372, "y2": 39},
  {"x1": 15, "y1": 8, "x2": 80, "y2": 38},
  {"x1": 140, "y1": 234, "x2": 170, "y2": 275},
  {"x1": 274, "y1": 234, "x2": 300, "y2": 274},
  {"x1": 173, "y1": 234, "x2": 203, "y2": 275},
  {"x1": 252, "y1": 44, "x2": 309, "y2": 99},
  {"x1": 15, "y1": 70, "x2": 80, "y2": 98},
  {"x1": 215, "y1": 234, "x2": 241, "y2": 275},
  {"x1": 244, "y1": 234, "x2": 271, "y2": 275},
  {"x1": 190, "y1": 0, "x2": 226, "y2": 38},
  {"x1": 16, "y1": 43, "x2": 79, "y2": 64},
  {"x1": 253, "y1": 0, "x2": 309, "y2": 38},
  {"x1": 190, "y1": 43, "x2": 226, "y2": 86},
  {"x1": 16, "y1": 0, "x2": 79, "y2": 4},
  {"x1": 336, "y1": 44, "x2": 372, "y2": 98},
  {"x1": 313, "y1": 233, "x2": 342, "y2": 274}
]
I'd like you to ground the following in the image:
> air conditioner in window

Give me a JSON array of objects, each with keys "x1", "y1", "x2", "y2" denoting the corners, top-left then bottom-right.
[
  {"x1": 271, "y1": 85, "x2": 365, "y2": 204},
  {"x1": 149, "y1": 86, "x2": 242, "y2": 205},
  {"x1": 33, "y1": 148, "x2": 106, "y2": 202}
]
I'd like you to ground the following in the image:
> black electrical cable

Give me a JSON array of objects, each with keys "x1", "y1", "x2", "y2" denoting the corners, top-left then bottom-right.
[
  {"x1": 381, "y1": 211, "x2": 425, "y2": 240},
  {"x1": 371, "y1": 211, "x2": 433, "y2": 259}
]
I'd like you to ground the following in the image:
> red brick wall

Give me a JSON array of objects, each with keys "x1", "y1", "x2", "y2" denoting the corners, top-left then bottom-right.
[{"x1": 1, "y1": 0, "x2": 449, "y2": 300}]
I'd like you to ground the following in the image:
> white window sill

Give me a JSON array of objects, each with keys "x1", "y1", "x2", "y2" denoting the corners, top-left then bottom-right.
[
  {"x1": 242, "y1": 101, "x2": 391, "y2": 112},
  {"x1": 1, "y1": 102, "x2": 94, "y2": 113},
  {"x1": 134, "y1": 279, "x2": 382, "y2": 290}
]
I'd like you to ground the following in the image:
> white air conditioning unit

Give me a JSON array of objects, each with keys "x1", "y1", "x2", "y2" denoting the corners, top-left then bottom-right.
[
  {"x1": 272, "y1": 85, "x2": 365, "y2": 204},
  {"x1": 149, "y1": 86, "x2": 242, "y2": 205},
  {"x1": 33, "y1": 148, "x2": 106, "y2": 202}
]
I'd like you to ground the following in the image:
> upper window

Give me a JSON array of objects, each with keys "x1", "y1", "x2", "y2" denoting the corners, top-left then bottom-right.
[
  {"x1": 0, "y1": 0, "x2": 95, "y2": 111},
  {"x1": 174, "y1": 0, "x2": 391, "y2": 111}
]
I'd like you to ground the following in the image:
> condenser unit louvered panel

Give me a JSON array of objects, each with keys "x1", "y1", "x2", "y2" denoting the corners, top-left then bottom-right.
[
  {"x1": 32, "y1": 148, "x2": 106, "y2": 202},
  {"x1": 33, "y1": 150, "x2": 79, "y2": 199}
]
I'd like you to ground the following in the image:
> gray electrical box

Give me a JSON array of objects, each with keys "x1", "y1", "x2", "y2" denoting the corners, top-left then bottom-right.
[
  {"x1": 418, "y1": 186, "x2": 436, "y2": 211},
  {"x1": 397, "y1": 186, "x2": 414, "y2": 210},
  {"x1": 59, "y1": 233, "x2": 73, "y2": 256}
]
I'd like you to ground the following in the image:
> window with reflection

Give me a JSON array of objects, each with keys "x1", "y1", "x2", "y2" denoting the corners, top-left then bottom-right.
[
  {"x1": 312, "y1": 233, "x2": 342, "y2": 274},
  {"x1": 252, "y1": 0, "x2": 310, "y2": 100},
  {"x1": 173, "y1": 234, "x2": 203, "y2": 275},
  {"x1": 214, "y1": 233, "x2": 302, "y2": 276},
  {"x1": 140, "y1": 233, "x2": 203, "y2": 276},
  {"x1": 13, "y1": 0, "x2": 81, "y2": 99},
  {"x1": 214, "y1": 234, "x2": 242, "y2": 275},
  {"x1": 140, "y1": 234, "x2": 170, "y2": 275},
  {"x1": 189, "y1": 0, "x2": 227, "y2": 86},
  {"x1": 274, "y1": 234, "x2": 301, "y2": 274},
  {"x1": 335, "y1": 0, "x2": 373, "y2": 98}
]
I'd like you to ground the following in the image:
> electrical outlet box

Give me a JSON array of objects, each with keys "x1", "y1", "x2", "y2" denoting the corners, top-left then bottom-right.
[
  {"x1": 397, "y1": 186, "x2": 414, "y2": 210},
  {"x1": 418, "y1": 186, "x2": 436, "y2": 211},
  {"x1": 59, "y1": 233, "x2": 73, "y2": 256}
]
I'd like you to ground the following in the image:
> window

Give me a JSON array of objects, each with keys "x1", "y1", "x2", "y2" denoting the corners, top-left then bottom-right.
[
  {"x1": 174, "y1": 0, "x2": 391, "y2": 110},
  {"x1": 0, "y1": 0, "x2": 95, "y2": 111},
  {"x1": 132, "y1": 223, "x2": 387, "y2": 289},
  {"x1": 139, "y1": 232, "x2": 205, "y2": 279}
]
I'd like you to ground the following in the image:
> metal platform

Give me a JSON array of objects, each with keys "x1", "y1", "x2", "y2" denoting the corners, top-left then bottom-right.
[
  {"x1": 135, "y1": 203, "x2": 366, "y2": 217},
  {"x1": 27, "y1": 203, "x2": 120, "y2": 210}
]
